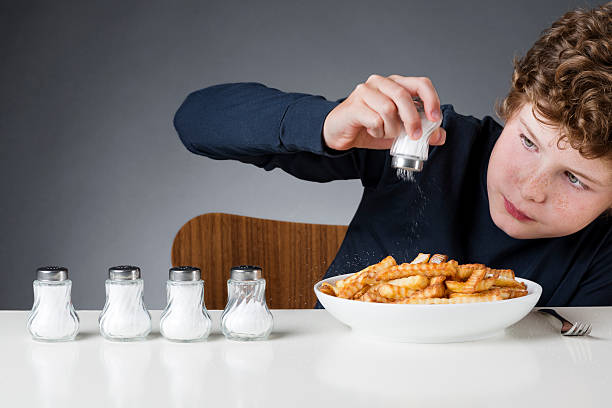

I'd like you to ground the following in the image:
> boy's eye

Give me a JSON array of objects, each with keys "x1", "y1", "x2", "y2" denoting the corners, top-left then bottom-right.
[
  {"x1": 520, "y1": 134, "x2": 536, "y2": 149},
  {"x1": 565, "y1": 171, "x2": 587, "y2": 189}
]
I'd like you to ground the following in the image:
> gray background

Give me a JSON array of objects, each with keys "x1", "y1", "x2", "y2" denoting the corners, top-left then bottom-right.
[{"x1": 1, "y1": 0, "x2": 602, "y2": 310}]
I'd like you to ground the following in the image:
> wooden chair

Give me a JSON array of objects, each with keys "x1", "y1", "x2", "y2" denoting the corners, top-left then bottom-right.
[{"x1": 171, "y1": 213, "x2": 348, "y2": 309}]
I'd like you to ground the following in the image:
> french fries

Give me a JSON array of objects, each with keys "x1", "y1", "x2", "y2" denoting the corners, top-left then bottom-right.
[
  {"x1": 429, "y1": 254, "x2": 448, "y2": 264},
  {"x1": 335, "y1": 256, "x2": 397, "y2": 299},
  {"x1": 320, "y1": 253, "x2": 528, "y2": 304},
  {"x1": 410, "y1": 253, "x2": 431, "y2": 264}
]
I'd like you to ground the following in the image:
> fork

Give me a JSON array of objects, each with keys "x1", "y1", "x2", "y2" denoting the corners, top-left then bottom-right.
[{"x1": 538, "y1": 308, "x2": 592, "y2": 336}]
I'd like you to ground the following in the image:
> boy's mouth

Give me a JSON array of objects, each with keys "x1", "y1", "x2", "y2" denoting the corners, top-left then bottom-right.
[{"x1": 503, "y1": 196, "x2": 534, "y2": 222}]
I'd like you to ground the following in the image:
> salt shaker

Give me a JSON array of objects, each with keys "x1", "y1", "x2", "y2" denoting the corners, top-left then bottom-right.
[
  {"x1": 27, "y1": 266, "x2": 80, "y2": 342},
  {"x1": 98, "y1": 265, "x2": 152, "y2": 341},
  {"x1": 160, "y1": 266, "x2": 212, "y2": 342},
  {"x1": 390, "y1": 96, "x2": 442, "y2": 178},
  {"x1": 221, "y1": 265, "x2": 273, "y2": 341}
]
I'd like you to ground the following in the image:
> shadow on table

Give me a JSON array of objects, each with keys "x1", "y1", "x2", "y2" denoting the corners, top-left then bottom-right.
[
  {"x1": 75, "y1": 331, "x2": 99, "y2": 341},
  {"x1": 75, "y1": 330, "x2": 293, "y2": 342},
  {"x1": 504, "y1": 311, "x2": 600, "y2": 342}
]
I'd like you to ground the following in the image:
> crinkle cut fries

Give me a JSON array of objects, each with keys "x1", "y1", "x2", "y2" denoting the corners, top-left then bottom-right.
[{"x1": 319, "y1": 253, "x2": 528, "y2": 304}]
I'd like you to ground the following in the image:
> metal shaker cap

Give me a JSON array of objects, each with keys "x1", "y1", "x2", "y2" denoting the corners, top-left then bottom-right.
[
  {"x1": 37, "y1": 266, "x2": 69, "y2": 281},
  {"x1": 109, "y1": 265, "x2": 141, "y2": 280},
  {"x1": 391, "y1": 156, "x2": 424, "y2": 172},
  {"x1": 230, "y1": 265, "x2": 262, "y2": 281},
  {"x1": 169, "y1": 266, "x2": 201, "y2": 281}
]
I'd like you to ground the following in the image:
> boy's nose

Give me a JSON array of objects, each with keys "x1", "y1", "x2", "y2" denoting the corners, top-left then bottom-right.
[{"x1": 519, "y1": 172, "x2": 548, "y2": 203}]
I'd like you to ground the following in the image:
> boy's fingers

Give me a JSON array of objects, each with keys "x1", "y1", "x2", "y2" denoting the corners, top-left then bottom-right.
[
  {"x1": 388, "y1": 75, "x2": 441, "y2": 123},
  {"x1": 356, "y1": 82, "x2": 404, "y2": 139},
  {"x1": 354, "y1": 101, "x2": 385, "y2": 139},
  {"x1": 429, "y1": 127, "x2": 446, "y2": 145},
  {"x1": 364, "y1": 74, "x2": 422, "y2": 139}
]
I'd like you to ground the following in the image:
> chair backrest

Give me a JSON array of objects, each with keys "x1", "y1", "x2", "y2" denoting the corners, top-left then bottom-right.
[{"x1": 171, "y1": 213, "x2": 348, "y2": 309}]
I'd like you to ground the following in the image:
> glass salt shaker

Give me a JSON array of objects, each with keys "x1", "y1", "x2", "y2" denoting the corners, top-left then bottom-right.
[
  {"x1": 160, "y1": 266, "x2": 212, "y2": 342},
  {"x1": 390, "y1": 96, "x2": 442, "y2": 179},
  {"x1": 99, "y1": 265, "x2": 152, "y2": 341},
  {"x1": 221, "y1": 265, "x2": 273, "y2": 341},
  {"x1": 27, "y1": 266, "x2": 80, "y2": 342}
]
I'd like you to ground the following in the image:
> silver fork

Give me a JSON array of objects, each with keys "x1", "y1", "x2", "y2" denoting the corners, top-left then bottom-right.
[{"x1": 538, "y1": 308, "x2": 592, "y2": 336}]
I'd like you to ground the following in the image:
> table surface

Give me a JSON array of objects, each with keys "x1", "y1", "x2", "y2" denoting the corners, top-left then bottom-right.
[{"x1": 1, "y1": 308, "x2": 611, "y2": 408}]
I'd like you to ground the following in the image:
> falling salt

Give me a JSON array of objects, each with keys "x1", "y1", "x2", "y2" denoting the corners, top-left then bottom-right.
[{"x1": 396, "y1": 168, "x2": 416, "y2": 182}]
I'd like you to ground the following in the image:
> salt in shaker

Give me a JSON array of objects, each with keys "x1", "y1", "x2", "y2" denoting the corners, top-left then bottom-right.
[
  {"x1": 99, "y1": 265, "x2": 152, "y2": 341},
  {"x1": 160, "y1": 266, "x2": 212, "y2": 342},
  {"x1": 27, "y1": 266, "x2": 80, "y2": 341},
  {"x1": 221, "y1": 265, "x2": 273, "y2": 341},
  {"x1": 390, "y1": 96, "x2": 442, "y2": 180}
]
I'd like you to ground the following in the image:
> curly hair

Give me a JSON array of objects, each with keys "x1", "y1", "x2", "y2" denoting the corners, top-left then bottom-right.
[{"x1": 496, "y1": 2, "x2": 612, "y2": 162}]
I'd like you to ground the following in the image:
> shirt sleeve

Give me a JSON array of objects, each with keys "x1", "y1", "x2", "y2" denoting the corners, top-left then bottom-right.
[
  {"x1": 567, "y1": 232, "x2": 612, "y2": 306},
  {"x1": 173, "y1": 82, "x2": 386, "y2": 186}
]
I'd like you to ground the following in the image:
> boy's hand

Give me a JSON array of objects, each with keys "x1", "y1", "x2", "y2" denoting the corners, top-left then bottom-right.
[{"x1": 322, "y1": 74, "x2": 446, "y2": 151}]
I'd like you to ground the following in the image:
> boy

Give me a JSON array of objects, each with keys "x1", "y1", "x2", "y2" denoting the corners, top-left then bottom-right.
[{"x1": 173, "y1": 3, "x2": 612, "y2": 306}]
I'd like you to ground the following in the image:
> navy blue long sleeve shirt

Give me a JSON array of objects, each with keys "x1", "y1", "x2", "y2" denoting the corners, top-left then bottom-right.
[{"x1": 173, "y1": 82, "x2": 612, "y2": 307}]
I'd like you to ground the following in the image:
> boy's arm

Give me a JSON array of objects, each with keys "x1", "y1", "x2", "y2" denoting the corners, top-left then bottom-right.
[{"x1": 173, "y1": 82, "x2": 385, "y2": 185}]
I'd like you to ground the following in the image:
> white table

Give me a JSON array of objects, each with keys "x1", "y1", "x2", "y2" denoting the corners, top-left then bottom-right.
[{"x1": 1, "y1": 308, "x2": 611, "y2": 408}]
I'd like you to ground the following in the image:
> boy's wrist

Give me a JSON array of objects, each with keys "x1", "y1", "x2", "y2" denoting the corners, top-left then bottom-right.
[{"x1": 321, "y1": 130, "x2": 354, "y2": 157}]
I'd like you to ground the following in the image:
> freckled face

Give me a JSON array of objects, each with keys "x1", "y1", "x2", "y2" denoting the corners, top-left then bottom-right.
[{"x1": 487, "y1": 103, "x2": 612, "y2": 239}]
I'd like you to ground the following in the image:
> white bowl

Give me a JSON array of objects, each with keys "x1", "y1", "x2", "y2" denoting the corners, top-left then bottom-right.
[{"x1": 314, "y1": 274, "x2": 542, "y2": 343}]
